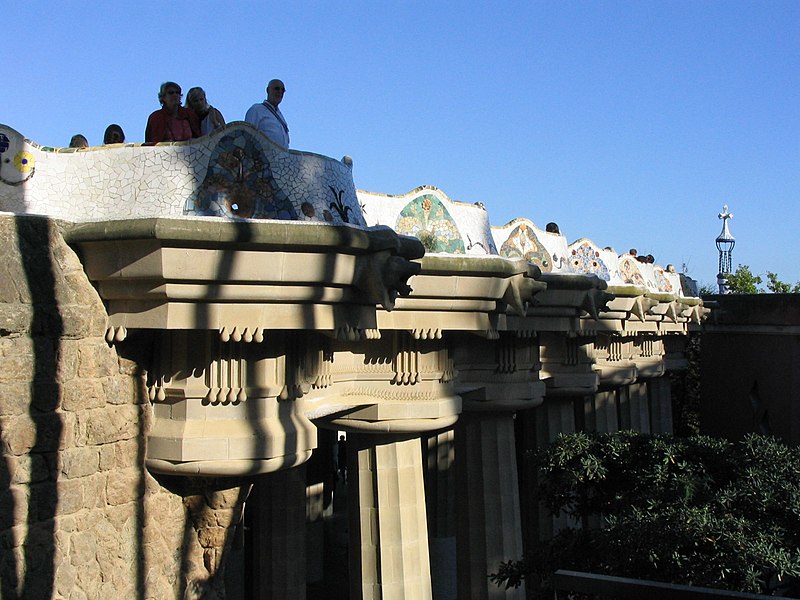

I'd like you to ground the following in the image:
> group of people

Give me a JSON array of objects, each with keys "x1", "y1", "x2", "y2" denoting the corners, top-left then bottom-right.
[
  {"x1": 629, "y1": 249, "x2": 656, "y2": 264},
  {"x1": 69, "y1": 124, "x2": 125, "y2": 148},
  {"x1": 68, "y1": 78, "x2": 290, "y2": 150}
]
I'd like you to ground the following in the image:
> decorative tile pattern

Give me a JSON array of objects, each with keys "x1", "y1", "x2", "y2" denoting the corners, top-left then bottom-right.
[
  {"x1": 653, "y1": 268, "x2": 674, "y2": 293},
  {"x1": 359, "y1": 186, "x2": 496, "y2": 255},
  {"x1": 185, "y1": 130, "x2": 296, "y2": 219},
  {"x1": 0, "y1": 122, "x2": 699, "y2": 297},
  {"x1": 492, "y1": 218, "x2": 573, "y2": 271},
  {"x1": 498, "y1": 223, "x2": 553, "y2": 272},
  {"x1": 0, "y1": 123, "x2": 364, "y2": 226},
  {"x1": 395, "y1": 194, "x2": 465, "y2": 253},
  {"x1": 569, "y1": 240, "x2": 611, "y2": 281},
  {"x1": 618, "y1": 255, "x2": 646, "y2": 286}
]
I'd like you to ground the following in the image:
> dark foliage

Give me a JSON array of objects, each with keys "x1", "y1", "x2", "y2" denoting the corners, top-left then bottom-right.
[
  {"x1": 670, "y1": 333, "x2": 701, "y2": 437},
  {"x1": 491, "y1": 432, "x2": 800, "y2": 596}
]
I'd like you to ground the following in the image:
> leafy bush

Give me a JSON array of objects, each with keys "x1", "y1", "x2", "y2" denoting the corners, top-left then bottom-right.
[{"x1": 492, "y1": 432, "x2": 800, "y2": 596}]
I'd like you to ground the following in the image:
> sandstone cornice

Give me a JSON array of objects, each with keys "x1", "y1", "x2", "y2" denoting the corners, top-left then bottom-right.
[
  {"x1": 378, "y1": 255, "x2": 547, "y2": 337},
  {"x1": 64, "y1": 218, "x2": 424, "y2": 337}
]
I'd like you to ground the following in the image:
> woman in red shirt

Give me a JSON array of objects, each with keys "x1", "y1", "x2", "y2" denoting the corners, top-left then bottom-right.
[{"x1": 145, "y1": 82, "x2": 200, "y2": 143}]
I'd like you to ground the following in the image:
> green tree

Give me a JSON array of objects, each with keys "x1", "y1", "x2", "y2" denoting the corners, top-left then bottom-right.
[
  {"x1": 492, "y1": 432, "x2": 800, "y2": 596},
  {"x1": 724, "y1": 266, "x2": 800, "y2": 294},
  {"x1": 698, "y1": 283, "x2": 717, "y2": 295},
  {"x1": 766, "y1": 271, "x2": 800, "y2": 293},
  {"x1": 725, "y1": 264, "x2": 763, "y2": 293}
]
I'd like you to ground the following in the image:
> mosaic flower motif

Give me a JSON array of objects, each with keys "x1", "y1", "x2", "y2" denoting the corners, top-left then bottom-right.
[
  {"x1": 654, "y1": 268, "x2": 674, "y2": 292},
  {"x1": 328, "y1": 186, "x2": 352, "y2": 223},
  {"x1": 395, "y1": 194, "x2": 465, "y2": 254},
  {"x1": 187, "y1": 131, "x2": 296, "y2": 220},
  {"x1": 570, "y1": 242, "x2": 610, "y2": 280},
  {"x1": 619, "y1": 256, "x2": 646, "y2": 286},
  {"x1": 13, "y1": 151, "x2": 34, "y2": 174},
  {"x1": 499, "y1": 224, "x2": 553, "y2": 272}
]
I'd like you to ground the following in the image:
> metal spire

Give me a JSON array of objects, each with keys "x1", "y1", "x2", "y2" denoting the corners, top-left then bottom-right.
[{"x1": 716, "y1": 204, "x2": 735, "y2": 293}]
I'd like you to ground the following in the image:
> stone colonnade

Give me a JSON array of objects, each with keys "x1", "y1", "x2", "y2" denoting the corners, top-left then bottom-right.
[{"x1": 65, "y1": 218, "x2": 702, "y2": 599}]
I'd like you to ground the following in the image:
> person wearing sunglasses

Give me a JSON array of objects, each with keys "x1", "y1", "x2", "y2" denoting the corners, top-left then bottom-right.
[
  {"x1": 145, "y1": 81, "x2": 201, "y2": 143},
  {"x1": 245, "y1": 79, "x2": 290, "y2": 148}
]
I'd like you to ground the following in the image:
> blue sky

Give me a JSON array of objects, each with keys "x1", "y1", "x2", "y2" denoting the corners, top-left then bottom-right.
[{"x1": 4, "y1": 1, "x2": 798, "y2": 288}]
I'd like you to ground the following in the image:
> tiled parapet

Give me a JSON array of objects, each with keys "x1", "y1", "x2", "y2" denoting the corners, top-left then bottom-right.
[
  {"x1": 358, "y1": 189, "x2": 704, "y2": 338},
  {"x1": 0, "y1": 122, "x2": 363, "y2": 225},
  {"x1": 358, "y1": 186, "x2": 498, "y2": 255},
  {"x1": 492, "y1": 219, "x2": 700, "y2": 297},
  {"x1": 492, "y1": 218, "x2": 566, "y2": 273}
]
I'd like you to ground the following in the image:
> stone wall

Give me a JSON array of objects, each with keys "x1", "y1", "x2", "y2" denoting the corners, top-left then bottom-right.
[
  {"x1": 0, "y1": 214, "x2": 241, "y2": 599},
  {"x1": 701, "y1": 293, "x2": 800, "y2": 445}
]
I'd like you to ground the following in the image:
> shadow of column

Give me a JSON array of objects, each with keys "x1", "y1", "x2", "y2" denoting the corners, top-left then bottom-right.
[{"x1": 14, "y1": 216, "x2": 63, "y2": 599}]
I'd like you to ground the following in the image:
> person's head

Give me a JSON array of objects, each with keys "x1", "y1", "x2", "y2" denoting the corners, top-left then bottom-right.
[
  {"x1": 629, "y1": 248, "x2": 638, "y2": 256},
  {"x1": 69, "y1": 134, "x2": 89, "y2": 148},
  {"x1": 158, "y1": 81, "x2": 183, "y2": 111},
  {"x1": 266, "y1": 79, "x2": 286, "y2": 107},
  {"x1": 186, "y1": 87, "x2": 209, "y2": 115},
  {"x1": 103, "y1": 124, "x2": 125, "y2": 144},
  {"x1": 545, "y1": 222, "x2": 560, "y2": 234}
]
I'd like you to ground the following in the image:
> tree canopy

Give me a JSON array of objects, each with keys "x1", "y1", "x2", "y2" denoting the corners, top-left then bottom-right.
[
  {"x1": 492, "y1": 432, "x2": 800, "y2": 596},
  {"x1": 725, "y1": 265, "x2": 800, "y2": 293}
]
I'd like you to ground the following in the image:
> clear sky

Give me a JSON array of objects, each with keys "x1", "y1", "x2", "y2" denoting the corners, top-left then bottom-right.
[{"x1": 4, "y1": 1, "x2": 798, "y2": 288}]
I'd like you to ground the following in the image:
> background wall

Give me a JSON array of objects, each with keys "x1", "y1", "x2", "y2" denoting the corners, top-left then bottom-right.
[{"x1": 701, "y1": 294, "x2": 800, "y2": 445}]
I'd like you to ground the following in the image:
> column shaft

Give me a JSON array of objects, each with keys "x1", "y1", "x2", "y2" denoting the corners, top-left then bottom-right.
[
  {"x1": 456, "y1": 413, "x2": 525, "y2": 600},
  {"x1": 247, "y1": 465, "x2": 307, "y2": 599},
  {"x1": 648, "y1": 377, "x2": 674, "y2": 434},
  {"x1": 424, "y1": 430, "x2": 457, "y2": 599},
  {"x1": 348, "y1": 434, "x2": 433, "y2": 600}
]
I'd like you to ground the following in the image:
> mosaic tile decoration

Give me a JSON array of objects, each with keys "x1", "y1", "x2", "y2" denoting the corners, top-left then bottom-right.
[
  {"x1": 618, "y1": 254, "x2": 647, "y2": 287},
  {"x1": 491, "y1": 218, "x2": 565, "y2": 272},
  {"x1": 0, "y1": 123, "x2": 363, "y2": 226},
  {"x1": 395, "y1": 194, "x2": 465, "y2": 254},
  {"x1": 568, "y1": 239, "x2": 612, "y2": 281},
  {"x1": 0, "y1": 121, "x2": 698, "y2": 297},
  {"x1": 358, "y1": 186, "x2": 497, "y2": 255},
  {"x1": 496, "y1": 222, "x2": 553, "y2": 272},
  {"x1": 186, "y1": 129, "x2": 296, "y2": 219},
  {"x1": 617, "y1": 256, "x2": 689, "y2": 296}
]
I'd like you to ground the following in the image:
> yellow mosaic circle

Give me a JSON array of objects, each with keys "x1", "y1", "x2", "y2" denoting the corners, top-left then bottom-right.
[{"x1": 13, "y1": 151, "x2": 35, "y2": 173}]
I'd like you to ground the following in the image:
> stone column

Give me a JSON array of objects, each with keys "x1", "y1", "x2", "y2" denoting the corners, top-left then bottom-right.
[
  {"x1": 182, "y1": 478, "x2": 250, "y2": 600},
  {"x1": 348, "y1": 433, "x2": 433, "y2": 600},
  {"x1": 424, "y1": 430, "x2": 457, "y2": 600},
  {"x1": 247, "y1": 465, "x2": 307, "y2": 600},
  {"x1": 628, "y1": 382, "x2": 651, "y2": 433},
  {"x1": 455, "y1": 412, "x2": 525, "y2": 600},
  {"x1": 592, "y1": 390, "x2": 619, "y2": 433},
  {"x1": 648, "y1": 377, "x2": 674, "y2": 434}
]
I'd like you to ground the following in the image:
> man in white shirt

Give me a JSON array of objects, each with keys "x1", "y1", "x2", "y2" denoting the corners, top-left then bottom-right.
[{"x1": 245, "y1": 79, "x2": 290, "y2": 148}]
